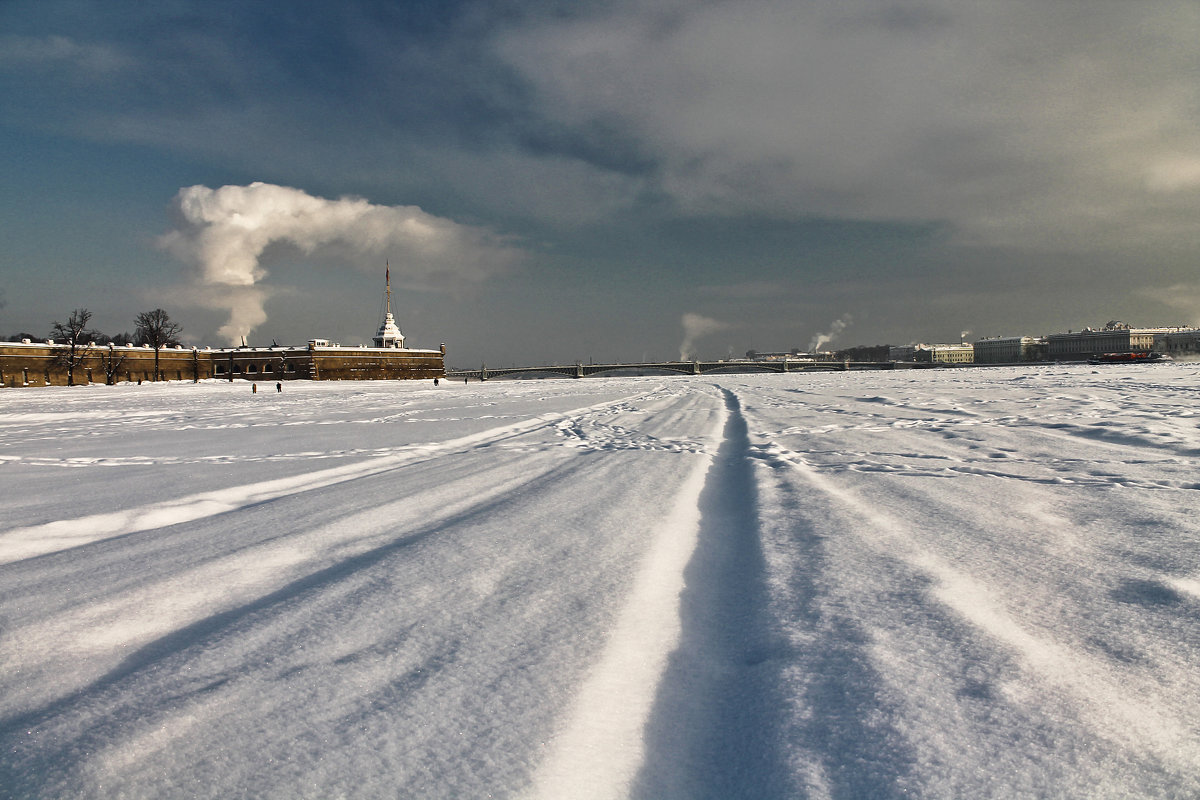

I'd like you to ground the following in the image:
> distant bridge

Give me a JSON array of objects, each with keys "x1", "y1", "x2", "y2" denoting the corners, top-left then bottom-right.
[{"x1": 445, "y1": 359, "x2": 895, "y2": 381}]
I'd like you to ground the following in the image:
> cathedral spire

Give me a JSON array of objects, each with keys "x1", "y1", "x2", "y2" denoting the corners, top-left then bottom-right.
[{"x1": 373, "y1": 262, "x2": 405, "y2": 348}]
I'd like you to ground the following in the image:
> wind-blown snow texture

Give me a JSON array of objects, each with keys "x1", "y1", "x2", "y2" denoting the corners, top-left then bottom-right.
[{"x1": 2, "y1": 365, "x2": 1199, "y2": 798}]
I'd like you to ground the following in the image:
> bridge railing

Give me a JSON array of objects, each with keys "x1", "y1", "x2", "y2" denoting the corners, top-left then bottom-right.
[{"x1": 445, "y1": 359, "x2": 894, "y2": 380}]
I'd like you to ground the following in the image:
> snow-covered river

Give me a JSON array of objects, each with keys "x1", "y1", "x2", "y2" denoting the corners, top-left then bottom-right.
[{"x1": 2, "y1": 364, "x2": 1199, "y2": 798}]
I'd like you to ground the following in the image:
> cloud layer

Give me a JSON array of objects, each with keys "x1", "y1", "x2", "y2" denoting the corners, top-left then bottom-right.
[{"x1": 495, "y1": 0, "x2": 1200, "y2": 249}]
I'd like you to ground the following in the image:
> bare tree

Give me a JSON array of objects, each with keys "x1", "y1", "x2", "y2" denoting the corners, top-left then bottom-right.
[
  {"x1": 50, "y1": 308, "x2": 97, "y2": 386},
  {"x1": 100, "y1": 343, "x2": 126, "y2": 385},
  {"x1": 134, "y1": 309, "x2": 183, "y2": 381}
]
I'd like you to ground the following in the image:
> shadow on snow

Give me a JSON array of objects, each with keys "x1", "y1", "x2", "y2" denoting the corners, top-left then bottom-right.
[
  {"x1": 631, "y1": 388, "x2": 791, "y2": 798},
  {"x1": 0, "y1": 458, "x2": 587, "y2": 796},
  {"x1": 632, "y1": 387, "x2": 919, "y2": 799}
]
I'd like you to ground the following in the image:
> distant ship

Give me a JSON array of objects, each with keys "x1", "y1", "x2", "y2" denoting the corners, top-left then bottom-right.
[{"x1": 1087, "y1": 351, "x2": 1169, "y2": 364}]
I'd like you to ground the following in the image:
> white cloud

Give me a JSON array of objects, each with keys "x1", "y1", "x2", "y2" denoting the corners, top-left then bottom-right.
[
  {"x1": 1145, "y1": 157, "x2": 1200, "y2": 192},
  {"x1": 0, "y1": 34, "x2": 128, "y2": 72},
  {"x1": 1138, "y1": 284, "x2": 1200, "y2": 327}
]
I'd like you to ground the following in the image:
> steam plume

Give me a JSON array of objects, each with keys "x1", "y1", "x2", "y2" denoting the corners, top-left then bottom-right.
[
  {"x1": 160, "y1": 182, "x2": 522, "y2": 344},
  {"x1": 679, "y1": 312, "x2": 730, "y2": 360},
  {"x1": 808, "y1": 314, "x2": 852, "y2": 352}
]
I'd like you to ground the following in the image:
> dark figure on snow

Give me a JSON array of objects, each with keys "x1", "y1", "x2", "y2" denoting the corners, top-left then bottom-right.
[{"x1": 276, "y1": 382, "x2": 282, "y2": 393}]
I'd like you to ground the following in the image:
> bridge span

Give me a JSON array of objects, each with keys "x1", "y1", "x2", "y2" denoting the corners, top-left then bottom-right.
[{"x1": 445, "y1": 359, "x2": 895, "y2": 381}]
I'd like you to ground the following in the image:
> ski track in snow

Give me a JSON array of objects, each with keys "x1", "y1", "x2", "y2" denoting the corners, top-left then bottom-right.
[
  {"x1": 753, "y1": 441, "x2": 1199, "y2": 777},
  {"x1": 0, "y1": 390, "x2": 664, "y2": 564},
  {"x1": 739, "y1": 367, "x2": 1200, "y2": 798},
  {"x1": 3, "y1": 366, "x2": 1200, "y2": 798},
  {"x1": 528, "y1": 395, "x2": 728, "y2": 800}
]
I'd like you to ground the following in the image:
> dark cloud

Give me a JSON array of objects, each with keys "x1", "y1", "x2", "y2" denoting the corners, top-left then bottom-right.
[
  {"x1": 1, "y1": 0, "x2": 1199, "y2": 360},
  {"x1": 493, "y1": 0, "x2": 1200, "y2": 250}
]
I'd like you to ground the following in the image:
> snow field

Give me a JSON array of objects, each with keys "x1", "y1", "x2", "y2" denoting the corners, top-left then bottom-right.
[
  {"x1": 739, "y1": 366, "x2": 1200, "y2": 798},
  {"x1": 2, "y1": 365, "x2": 1199, "y2": 797},
  {"x1": 1, "y1": 379, "x2": 725, "y2": 797}
]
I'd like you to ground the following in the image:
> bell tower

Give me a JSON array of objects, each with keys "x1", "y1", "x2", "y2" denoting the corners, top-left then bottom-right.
[{"x1": 372, "y1": 263, "x2": 406, "y2": 348}]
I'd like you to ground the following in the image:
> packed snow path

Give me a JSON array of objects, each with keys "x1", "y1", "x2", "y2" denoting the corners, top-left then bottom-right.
[{"x1": 2, "y1": 365, "x2": 1199, "y2": 798}]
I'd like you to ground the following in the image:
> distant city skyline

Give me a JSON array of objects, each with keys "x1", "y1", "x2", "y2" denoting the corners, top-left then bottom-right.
[{"x1": 3, "y1": 1, "x2": 1200, "y2": 366}]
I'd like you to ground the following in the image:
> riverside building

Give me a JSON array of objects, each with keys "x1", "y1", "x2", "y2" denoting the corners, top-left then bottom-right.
[{"x1": 1046, "y1": 322, "x2": 1192, "y2": 361}]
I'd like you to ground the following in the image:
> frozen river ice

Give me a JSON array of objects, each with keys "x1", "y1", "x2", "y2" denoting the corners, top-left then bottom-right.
[{"x1": 2, "y1": 364, "x2": 1199, "y2": 798}]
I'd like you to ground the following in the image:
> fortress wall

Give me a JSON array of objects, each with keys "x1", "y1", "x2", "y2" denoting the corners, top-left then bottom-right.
[
  {"x1": 1, "y1": 343, "x2": 445, "y2": 387},
  {"x1": 309, "y1": 349, "x2": 445, "y2": 381},
  {"x1": 214, "y1": 349, "x2": 313, "y2": 381},
  {"x1": 0, "y1": 343, "x2": 215, "y2": 387}
]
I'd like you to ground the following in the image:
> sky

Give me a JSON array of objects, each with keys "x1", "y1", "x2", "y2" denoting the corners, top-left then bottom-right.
[{"x1": 2, "y1": 0, "x2": 1200, "y2": 366}]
